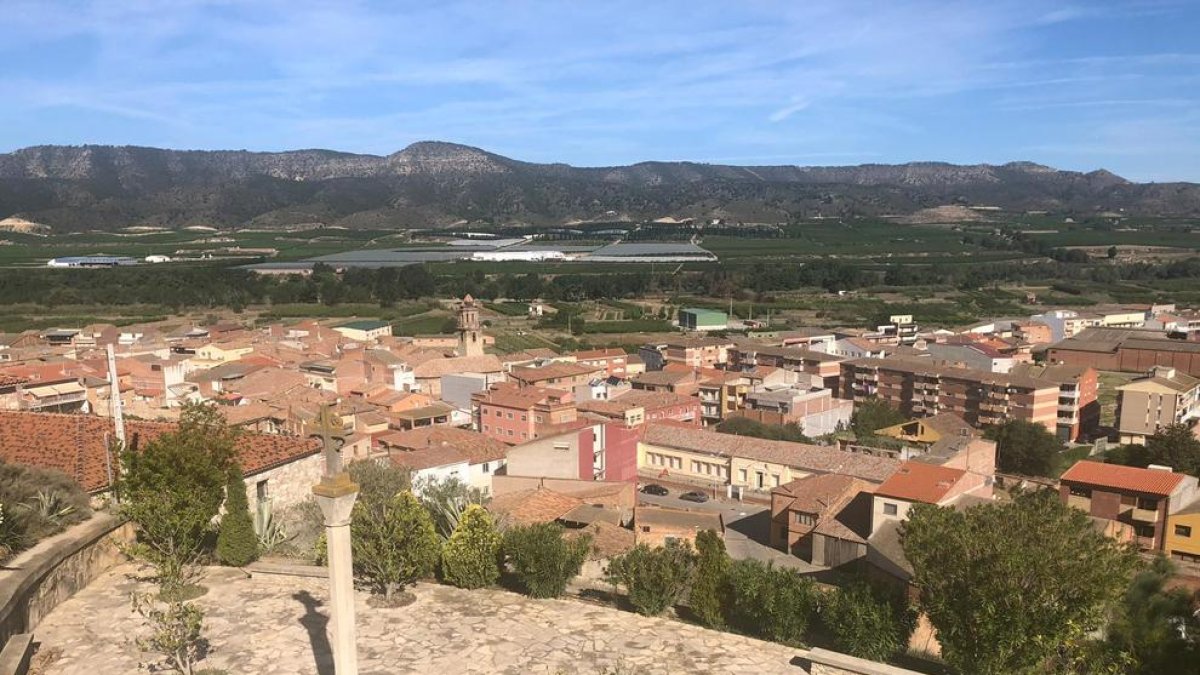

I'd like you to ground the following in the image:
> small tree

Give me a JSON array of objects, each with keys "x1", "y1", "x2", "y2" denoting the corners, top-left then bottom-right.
[
  {"x1": 347, "y1": 459, "x2": 411, "y2": 513},
  {"x1": 502, "y1": 522, "x2": 590, "y2": 599},
  {"x1": 351, "y1": 490, "x2": 439, "y2": 600},
  {"x1": 901, "y1": 490, "x2": 1140, "y2": 674},
  {"x1": 441, "y1": 505, "x2": 502, "y2": 589},
  {"x1": 1107, "y1": 246, "x2": 1118, "y2": 259},
  {"x1": 688, "y1": 529, "x2": 731, "y2": 628},
  {"x1": 850, "y1": 400, "x2": 906, "y2": 440},
  {"x1": 822, "y1": 581, "x2": 915, "y2": 662},
  {"x1": 215, "y1": 466, "x2": 258, "y2": 567},
  {"x1": 728, "y1": 559, "x2": 817, "y2": 646},
  {"x1": 1144, "y1": 423, "x2": 1200, "y2": 476},
  {"x1": 985, "y1": 419, "x2": 1064, "y2": 477},
  {"x1": 605, "y1": 540, "x2": 697, "y2": 616},
  {"x1": 131, "y1": 593, "x2": 207, "y2": 675},
  {"x1": 118, "y1": 403, "x2": 237, "y2": 590}
]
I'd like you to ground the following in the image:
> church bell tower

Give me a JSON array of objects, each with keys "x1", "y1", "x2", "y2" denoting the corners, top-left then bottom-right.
[{"x1": 457, "y1": 294, "x2": 483, "y2": 357}]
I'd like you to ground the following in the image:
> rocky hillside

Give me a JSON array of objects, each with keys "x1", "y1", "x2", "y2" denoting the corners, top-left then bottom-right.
[{"x1": 0, "y1": 142, "x2": 1195, "y2": 231}]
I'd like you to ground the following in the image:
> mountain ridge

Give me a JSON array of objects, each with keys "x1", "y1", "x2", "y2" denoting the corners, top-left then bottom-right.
[{"x1": 0, "y1": 141, "x2": 1195, "y2": 231}]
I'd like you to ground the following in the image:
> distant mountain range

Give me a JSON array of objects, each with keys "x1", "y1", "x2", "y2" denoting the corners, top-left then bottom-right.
[{"x1": 0, "y1": 141, "x2": 1196, "y2": 231}]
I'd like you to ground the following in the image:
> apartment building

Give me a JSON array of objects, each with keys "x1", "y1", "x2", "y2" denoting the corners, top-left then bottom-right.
[
  {"x1": 662, "y1": 338, "x2": 735, "y2": 369},
  {"x1": 509, "y1": 362, "x2": 600, "y2": 389},
  {"x1": 1046, "y1": 328, "x2": 1200, "y2": 378},
  {"x1": 1060, "y1": 460, "x2": 1199, "y2": 551},
  {"x1": 840, "y1": 357, "x2": 1059, "y2": 432},
  {"x1": 577, "y1": 390, "x2": 701, "y2": 427},
  {"x1": 471, "y1": 383, "x2": 582, "y2": 444},
  {"x1": 570, "y1": 348, "x2": 640, "y2": 378},
  {"x1": 729, "y1": 342, "x2": 845, "y2": 391},
  {"x1": 1115, "y1": 366, "x2": 1200, "y2": 445},
  {"x1": 1010, "y1": 363, "x2": 1100, "y2": 442}
]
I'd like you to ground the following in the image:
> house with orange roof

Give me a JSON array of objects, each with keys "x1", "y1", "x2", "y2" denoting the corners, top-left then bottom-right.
[
  {"x1": 870, "y1": 460, "x2": 983, "y2": 535},
  {"x1": 1059, "y1": 459, "x2": 1199, "y2": 551}
]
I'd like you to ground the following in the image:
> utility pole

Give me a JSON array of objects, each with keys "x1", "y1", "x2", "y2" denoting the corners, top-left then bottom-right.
[
  {"x1": 311, "y1": 403, "x2": 358, "y2": 675},
  {"x1": 105, "y1": 344, "x2": 126, "y2": 448}
]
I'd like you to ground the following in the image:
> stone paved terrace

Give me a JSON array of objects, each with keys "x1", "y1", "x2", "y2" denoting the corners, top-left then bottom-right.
[{"x1": 34, "y1": 564, "x2": 802, "y2": 674}]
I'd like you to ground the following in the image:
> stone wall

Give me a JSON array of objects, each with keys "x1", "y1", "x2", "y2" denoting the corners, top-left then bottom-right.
[
  {"x1": 244, "y1": 453, "x2": 324, "y2": 517},
  {"x1": 803, "y1": 648, "x2": 923, "y2": 675},
  {"x1": 0, "y1": 514, "x2": 133, "y2": 648}
]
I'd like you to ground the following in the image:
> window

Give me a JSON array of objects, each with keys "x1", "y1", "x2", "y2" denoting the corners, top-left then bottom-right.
[
  {"x1": 794, "y1": 513, "x2": 815, "y2": 526},
  {"x1": 1135, "y1": 524, "x2": 1155, "y2": 538},
  {"x1": 535, "y1": 415, "x2": 543, "y2": 423},
  {"x1": 1068, "y1": 485, "x2": 1091, "y2": 498},
  {"x1": 739, "y1": 469, "x2": 748, "y2": 482},
  {"x1": 641, "y1": 526, "x2": 651, "y2": 533},
  {"x1": 883, "y1": 502, "x2": 898, "y2": 516},
  {"x1": 772, "y1": 474, "x2": 781, "y2": 487},
  {"x1": 483, "y1": 424, "x2": 490, "y2": 432},
  {"x1": 255, "y1": 480, "x2": 269, "y2": 503},
  {"x1": 506, "y1": 412, "x2": 514, "y2": 420},
  {"x1": 691, "y1": 461, "x2": 701, "y2": 473},
  {"x1": 1176, "y1": 524, "x2": 1193, "y2": 538},
  {"x1": 520, "y1": 414, "x2": 527, "y2": 421},
  {"x1": 1137, "y1": 497, "x2": 1157, "y2": 511},
  {"x1": 482, "y1": 462, "x2": 491, "y2": 474}
]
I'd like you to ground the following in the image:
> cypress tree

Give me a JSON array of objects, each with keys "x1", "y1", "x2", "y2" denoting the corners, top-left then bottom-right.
[{"x1": 216, "y1": 466, "x2": 259, "y2": 567}]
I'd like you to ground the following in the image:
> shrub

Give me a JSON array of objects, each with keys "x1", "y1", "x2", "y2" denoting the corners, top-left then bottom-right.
[
  {"x1": 728, "y1": 559, "x2": 817, "y2": 647},
  {"x1": 347, "y1": 460, "x2": 411, "y2": 514},
  {"x1": 0, "y1": 461, "x2": 91, "y2": 557},
  {"x1": 415, "y1": 475, "x2": 486, "y2": 541},
  {"x1": 502, "y1": 522, "x2": 590, "y2": 599},
  {"x1": 118, "y1": 404, "x2": 237, "y2": 588},
  {"x1": 351, "y1": 490, "x2": 439, "y2": 600},
  {"x1": 216, "y1": 466, "x2": 259, "y2": 567},
  {"x1": 688, "y1": 529, "x2": 732, "y2": 628},
  {"x1": 441, "y1": 505, "x2": 502, "y2": 589},
  {"x1": 605, "y1": 541, "x2": 697, "y2": 616},
  {"x1": 822, "y1": 581, "x2": 915, "y2": 661}
]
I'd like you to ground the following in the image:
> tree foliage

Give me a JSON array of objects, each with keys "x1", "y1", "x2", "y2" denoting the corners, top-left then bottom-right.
[
  {"x1": 118, "y1": 403, "x2": 238, "y2": 588},
  {"x1": 821, "y1": 581, "x2": 915, "y2": 662},
  {"x1": 605, "y1": 541, "x2": 697, "y2": 616},
  {"x1": 415, "y1": 475, "x2": 487, "y2": 541},
  {"x1": 1104, "y1": 556, "x2": 1200, "y2": 674},
  {"x1": 502, "y1": 522, "x2": 590, "y2": 599},
  {"x1": 215, "y1": 466, "x2": 259, "y2": 567},
  {"x1": 850, "y1": 400, "x2": 906, "y2": 441},
  {"x1": 1105, "y1": 423, "x2": 1200, "y2": 476},
  {"x1": 727, "y1": 559, "x2": 817, "y2": 647},
  {"x1": 688, "y1": 529, "x2": 732, "y2": 629},
  {"x1": 985, "y1": 419, "x2": 1065, "y2": 477},
  {"x1": 131, "y1": 592, "x2": 208, "y2": 675},
  {"x1": 715, "y1": 417, "x2": 812, "y2": 443},
  {"x1": 350, "y1": 490, "x2": 439, "y2": 600},
  {"x1": 900, "y1": 491, "x2": 1140, "y2": 674},
  {"x1": 440, "y1": 505, "x2": 502, "y2": 590}
]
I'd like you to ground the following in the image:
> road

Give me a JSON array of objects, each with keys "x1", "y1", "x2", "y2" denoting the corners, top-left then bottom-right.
[{"x1": 637, "y1": 491, "x2": 822, "y2": 572}]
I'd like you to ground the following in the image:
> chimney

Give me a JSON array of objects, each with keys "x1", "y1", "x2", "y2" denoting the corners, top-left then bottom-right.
[
  {"x1": 1147, "y1": 464, "x2": 1174, "y2": 472},
  {"x1": 1150, "y1": 365, "x2": 1176, "y2": 379}
]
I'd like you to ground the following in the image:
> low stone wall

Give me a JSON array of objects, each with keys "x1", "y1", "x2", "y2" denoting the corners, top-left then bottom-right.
[
  {"x1": 802, "y1": 648, "x2": 923, "y2": 675},
  {"x1": 0, "y1": 514, "x2": 133, "y2": 648}
]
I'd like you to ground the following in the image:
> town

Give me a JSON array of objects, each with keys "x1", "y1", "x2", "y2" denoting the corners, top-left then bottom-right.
[{"x1": 0, "y1": 289, "x2": 1197, "y2": 673}]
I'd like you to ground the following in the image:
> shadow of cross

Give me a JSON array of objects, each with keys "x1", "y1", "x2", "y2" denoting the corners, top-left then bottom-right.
[{"x1": 294, "y1": 590, "x2": 334, "y2": 675}]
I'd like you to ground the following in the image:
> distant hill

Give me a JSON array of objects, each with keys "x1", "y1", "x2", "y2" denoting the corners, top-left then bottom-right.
[{"x1": 0, "y1": 141, "x2": 1196, "y2": 231}]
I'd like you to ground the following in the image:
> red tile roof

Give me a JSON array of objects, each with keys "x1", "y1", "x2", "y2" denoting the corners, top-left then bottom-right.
[
  {"x1": 376, "y1": 427, "x2": 508, "y2": 464},
  {"x1": 874, "y1": 460, "x2": 966, "y2": 504},
  {"x1": 0, "y1": 411, "x2": 320, "y2": 493},
  {"x1": 1060, "y1": 460, "x2": 1188, "y2": 497}
]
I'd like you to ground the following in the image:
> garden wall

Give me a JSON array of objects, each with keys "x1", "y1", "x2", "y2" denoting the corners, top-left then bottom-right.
[{"x1": 0, "y1": 514, "x2": 133, "y2": 648}]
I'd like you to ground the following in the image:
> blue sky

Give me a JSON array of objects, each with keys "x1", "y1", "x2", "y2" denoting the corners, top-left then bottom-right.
[{"x1": 1, "y1": 1, "x2": 1197, "y2": 181}]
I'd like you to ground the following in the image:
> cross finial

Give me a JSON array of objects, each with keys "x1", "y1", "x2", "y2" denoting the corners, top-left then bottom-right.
[{"x1": 315, "y1": 402, "x2": 345, "y2": 478}]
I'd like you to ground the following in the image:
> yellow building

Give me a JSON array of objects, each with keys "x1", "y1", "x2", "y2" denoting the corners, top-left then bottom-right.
[{"x1": 1166, "y1": 500, "x2": 1200, "y2": 574}]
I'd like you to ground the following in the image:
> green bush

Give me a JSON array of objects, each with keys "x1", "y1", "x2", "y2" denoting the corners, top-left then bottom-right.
[
  {"x1": 605, "y1": 541, "x2": 697, "y2": 616},
  {"x1": 728, "y1": 559, "x2": 817, "y2": 647},
  {"x1": 351, "y1": 490, "x2": 440, "y2": 600},
  {"x1": 118, "y1": 403, "x2": 237, "y2": 587},
  {"x1": 347, "y1": 460, "x2": 412, "y2": 514},
  {"x1": 216, "y1": 466, "x2": 259, "y2": 567},
  {"x1": 688, "y1": 529, "x2": 732, "y2": 628},
  {"x1": 0, "y1": 461, "x2": 90, "y2": 557},
  {"x1": 502, "y1": 522, "x2": 590, "y2": 599},
  {"x1": 441, "y1": 505, "x2": 502, "y2": 589},
  {"x1": 821, "y1": 582, "x2": 915, "y2": 661}
]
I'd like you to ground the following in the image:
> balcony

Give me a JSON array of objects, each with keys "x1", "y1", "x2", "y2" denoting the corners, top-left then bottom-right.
[
  {"x1": 1067, "y1": 494, "x2": 1090, "y2": 510},
  {"x1": 1131, "y1": 507, "x2": 1160, "y2": 522}
]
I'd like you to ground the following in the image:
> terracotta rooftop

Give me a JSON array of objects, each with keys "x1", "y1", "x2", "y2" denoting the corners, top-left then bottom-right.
[
  {"x1": 0, "y1": 411, "x2": 319, "y2": 493},
  {"x1": 874, "y1": 460, "x2": 966, "y2": 504},
  {"x1": 487, "y1": 488, "x2": 582, "y2": 525},
  {"x1": 411, "y1": 354, "x2": 503, "y2": 379},
  {"x1": 510, "y1": 362, "x2": 600, "y2": 384},
  {"x1": 635, "y1": 505, "x2": 724, "y2": 533},
  {"x1": 642, "y1": 423, "x2": 899, "y2": 483},
  {"x1": 383, "y1": 445, "x2": 468, "y2": 471},
  {"x1": 375, "y1": 427, "x2": 507, "y2": 464},
  {"x1": 1060, "y1": 460, "x2": 1188, "y2": 497},
  {"x1": 566, "y1": 520, "x2": 635, "y2": 560}
]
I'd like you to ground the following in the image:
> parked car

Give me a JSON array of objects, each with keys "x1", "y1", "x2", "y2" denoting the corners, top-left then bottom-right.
[
  {"x1": 640, "y1": 484, "x2": 669, "y2": 496},
  {"x1": 679, "y1": 491, "x2": 709, "y2": 503}
]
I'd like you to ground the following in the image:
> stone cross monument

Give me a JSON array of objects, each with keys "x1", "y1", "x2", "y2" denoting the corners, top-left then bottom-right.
[{"x1": 311, "y1": 403, "x2": 359, "y2": 674}]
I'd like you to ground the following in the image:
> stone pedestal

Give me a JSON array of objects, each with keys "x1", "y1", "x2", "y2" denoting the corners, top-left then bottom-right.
[{"x1": 314, "y1": 473, "x2": 360, "y2": 675}]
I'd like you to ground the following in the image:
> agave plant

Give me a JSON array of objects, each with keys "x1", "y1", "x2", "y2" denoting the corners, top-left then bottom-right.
[
  {"x1": 253, "y1": 499, "x2": 289, "y2": 553},
  {"x1": 19, "y1": 490, "x2": 77, "y2": 526}
]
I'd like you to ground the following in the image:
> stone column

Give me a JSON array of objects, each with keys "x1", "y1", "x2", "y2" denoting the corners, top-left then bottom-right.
[{"x1": 314, "y1": 473, "x2": 359, "y2": 675}]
